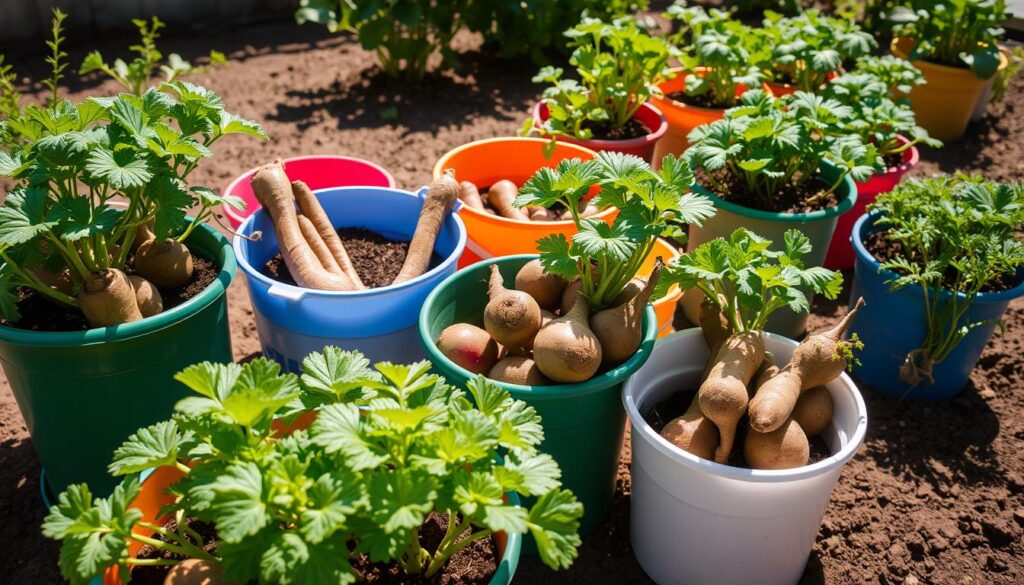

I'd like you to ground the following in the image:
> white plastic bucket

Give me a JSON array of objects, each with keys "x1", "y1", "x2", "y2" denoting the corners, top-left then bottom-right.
[{"x1": 622, "y1": 330, "x2": 868, "y2": 585}]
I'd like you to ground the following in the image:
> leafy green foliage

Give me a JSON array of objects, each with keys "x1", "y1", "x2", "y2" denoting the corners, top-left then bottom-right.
[
  {"x1": 79, "y1": 17, "x2": 226, "y2": 96},
  {"x1": 44, "y1": 350, "x2": 583, "y2": 583},
  {"x1": 664, "y1": 4, "x2": 764, "y2": 108},
  {"x1": 992, "y1": 45, "x2": 1023, "y2": 104},
  {"x1": 685, "y1": 89, "x2": 881, "y2": 211},
  {"x1": 658, "y1": 228, "x2": 843, "y2": 332},
  {"x1": 0, "y1": 77, "x2": 264, "y2": 322},
  {"x1": 516, "y1": 151, "x2": 714, "y2": 310},
  {"x1": 868, "y1": 176, "x2": 1024, "y2": 382},
  {"x1": 890, "y1": 0, "x2": 1008, "y2": 78},
  {"x1": 524, "y1": 16, "x2": 673, "y2": 142},
  {"x1": 296, "y1": 0, "x2": 465, "y2": 82},
  {"x1": 755, "y1": 9, "x2": 877, "y2": 92}
]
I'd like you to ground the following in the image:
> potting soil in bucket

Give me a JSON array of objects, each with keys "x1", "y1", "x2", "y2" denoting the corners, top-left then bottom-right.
[
  {"x1": 419, "y1": 255, "x2": 659, "y2": 544},
  {"x1": 623, "y1": 330, "x2": 868, "y2": 585},
  {"x1": 234, "y1": 186, "x2": 466, "y2": 371}
]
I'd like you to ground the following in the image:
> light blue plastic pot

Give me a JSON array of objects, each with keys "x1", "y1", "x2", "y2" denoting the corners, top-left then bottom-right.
[
  {"x1": 849, "y1": 212, "x2": 1024, "y2": 400},
  {"x1": 234, "y1": 186, "x2": 466, "y2": 372}
]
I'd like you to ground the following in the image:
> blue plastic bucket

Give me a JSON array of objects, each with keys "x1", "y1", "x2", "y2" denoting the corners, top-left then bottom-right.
[
  {"x1": 234, "y1": 186, "x2": 467, "y2": 372},
  {"x1": 849, "y1": 212, "x2": 1024, "y2": 400}
]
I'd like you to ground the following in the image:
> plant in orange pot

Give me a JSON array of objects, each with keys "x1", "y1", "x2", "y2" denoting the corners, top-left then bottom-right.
[
  {"x1": 651, "y1": 4, "x2": 764, "y2": 164},
  {"x1": 42, "y1": 349, "x2": 583, "y2": 585}
]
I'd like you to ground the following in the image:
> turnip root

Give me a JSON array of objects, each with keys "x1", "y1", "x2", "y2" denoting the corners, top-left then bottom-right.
[
  {"x1": 251, "y1": 160, "x2": 357, "y2": 291},
  {"x1": 292, "y1": 180, "x2": 365, "y2": 289},
  {"x1": 612, "y1": 276, "x2": 647, "y2": 306},
  {"x1": 79, "y1": 269, "x2": 143, "y2": 327},
  {"x1": 590, "y1": 260, "x2": 662, "y2": 368},
  {"x1": 459, "y1": 180, "x2": 485, "y2": 210},
  {"x1": 748, "y1": 298, "x2": 864, "y2": 433},
  {"x1": 488, "y1": 180, "x2": 529, "y2": 221},
  {"x1": 484, "y1": 264, "x2": 542, "y2": 348},
  {"x1": 529, "y1": 207, "x2": 559, "y2": 222},
  {"x1": 437, "y1": 323, "x2": 499, "y2": 375},
  {"x1": 743, "y1": 417, "x2": 810, "y2": 470},
  {"x1": 577, "y1": 201, "x2": 600, "y2": 218},
  {"x1": 698, "y1": 298, "x2": 732, "y2": 383},
  {"x1": 29, "y1": 267, "x2": 74, "y2": 296},
  {"x1": 660, "y1": 393, "x2": 718, "y2": 461},
  {"x1": 132, "y1": 221, "x2": 155, "y2": 253},
  {"x1": 128, "y1": 275, "x2": 163, "y2": 317},
  {"x1": 163, "y1": 559, "x2": 225, "y2": 585},
  {"x1": 489, "y1": 356, "x2": 550, "y2": 386},
  {"x1": 540, "y1": 309, "x2": 556, "y2": 327},
  {"x1": 699, "y1": 331, "x2": 765, "y2": 464},
  {"x1": 135, "y1": 239, "x2": 194, "y2": 289},
  {"x1": 560, "y1": 278, "x2": 583, "y2": 315},
  {"x1": 515, "y1": 259, "x2": 568, "y2": 310},
  {"x1": 792, "y1": 386, "x2": 833, "y2": 437},
  {"x1": 533, "y1": 290, "x2": 602, "y2": 383},
  {"x1": 297, "y1": 214, "x2": 343, "y2": 275},
  {"x1": 392, "y1": 170, "x2": 460, "y2": 285}
]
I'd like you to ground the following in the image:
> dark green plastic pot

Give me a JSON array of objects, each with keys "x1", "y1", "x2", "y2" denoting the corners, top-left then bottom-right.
[
  {"x1": 0, "y1": 223, "x2": 236, "y2": 497},
  {"x1": 683, "y1": 162, "x2": 857, "y2": 338},
  {"x1": 419, "y1": 255, "x2": 658, "y2": 540}
]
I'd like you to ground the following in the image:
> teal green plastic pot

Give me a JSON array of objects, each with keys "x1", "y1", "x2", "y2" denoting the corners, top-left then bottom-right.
[
  {"x1": 0, "y1": 223, "x2": 235, "y2": 497},
  {"x1": 419, "y1": 255, "x2": 658, "y2": 540},
  {"x1": 683, "y1": 162, "x2": 856, "y2": 338}
]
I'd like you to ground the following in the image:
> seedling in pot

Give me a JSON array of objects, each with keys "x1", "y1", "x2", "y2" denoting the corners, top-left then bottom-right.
[
  {"x1": 656, "y1": 227, "x2": 862, "y2": 468},
  {"x1": 890, "y1": 0, "x2": 1009, "y2": 78},
  {"x1": 43, "y1": 348, "x2": 584, "y2": 584},
  {"x1": 867, "y1": 175, "x2": 1024, "y2": 387}
]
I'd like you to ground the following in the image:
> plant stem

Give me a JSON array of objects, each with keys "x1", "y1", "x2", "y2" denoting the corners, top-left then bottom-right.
[{"x1": 0, "y1": 251, "x2": 79, "y2": 308}]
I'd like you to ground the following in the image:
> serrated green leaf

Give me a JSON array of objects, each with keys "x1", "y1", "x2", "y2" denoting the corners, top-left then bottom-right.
[
  {"x1": 210, "y1": 462, "x2": 268, "y2": 543},
  {"x1": 311, "y1": 403, "x2": 388, "y2": 470},
  {"x1": 527, "y1": 489, "x2": 583, "y2": 570},
  {"x1": 109, "y1": 420, "x2": 188, "y2": 476}
]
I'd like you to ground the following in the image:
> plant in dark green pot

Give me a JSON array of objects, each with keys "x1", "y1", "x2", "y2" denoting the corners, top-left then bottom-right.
[
  {"x1": 43, "y1": 349, "x2": 581, "y2": 584},
  {"x1": 849, "y1": 175, "x2": 1024, "y2": 399},
  {"x1": 682, "y1": 88, "x2": 878, "y2": 337},
  {"x1": 0, "y1": 19, "x2": 265, "y2": 495}
]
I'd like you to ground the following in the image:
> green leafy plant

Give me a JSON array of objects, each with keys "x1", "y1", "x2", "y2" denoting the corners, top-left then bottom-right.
[
  {"x1": 514, "y1": 152, "x2": 715, "y2": 310},
  {"x1": 890, "y1": 0, "x2": 1009, "y2": 78},
  {"x1": 0, "y1": 77, "x2": 265, "y2": 327},
  {"x1": 296, "y1": 0, "x2": 466, "y2": 82},
  {"x1": 43, "y1": 348, "x2": 583, "y2": 584},
  {"x1": 1, "y1": 9, "x2": 67, "y2": 149},
  {"x1": 663, "y1": 4, "x2": 764, "y2": 108},
  {"x1": 80, "y1": 16, "x2": 226, "y2": 96},
  {"x1": 867, "y1": 175, "x2": 1024, "y2": 387},
  {"x1": 523, "y1": 16, "x2": 673, "y2": 144},
  {"x1": 657, "y1": 227, "x2": 844, "y2": 332},
  {"x1": 756, "y1": 9, "x2": 877, "y2": 92},
  {"x1": 851, "y1": 54, "x2": 926, "y2": 95},
  {"x1": 685, "y1": 89, "x2": 881, "y2": 211}
]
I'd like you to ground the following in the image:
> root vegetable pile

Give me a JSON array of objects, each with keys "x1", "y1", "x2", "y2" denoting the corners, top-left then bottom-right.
[
  {"x1": 251, "y1": 161, "x2": 459, "y2": 291},
  {"x1": 436, "y1": 258, "x2": 662, "y2": 385},
  {"x1": 456, "y1": 179, "x2": 601, "y2": 222}
]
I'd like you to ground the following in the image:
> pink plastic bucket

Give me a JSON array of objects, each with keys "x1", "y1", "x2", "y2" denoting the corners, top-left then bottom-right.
[
  {"x1": 531, "y1": 101, "x2": 668, "y2": 164},
  {"x1": 221, "y1": 155, "x2": 396, "y2": 229},
  {"x1": 824, "y1": 142, "x2": 919, "y2": 270}
]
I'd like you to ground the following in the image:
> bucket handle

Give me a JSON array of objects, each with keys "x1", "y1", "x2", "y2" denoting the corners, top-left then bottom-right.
[{"x1": 267, "y1": 284, "x2": 307, "y2": 302}]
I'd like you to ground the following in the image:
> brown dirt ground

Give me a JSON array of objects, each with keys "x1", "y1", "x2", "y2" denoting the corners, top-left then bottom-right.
[{"x1": 1, "y1": 20, "x2": 1022, "y2": 585}]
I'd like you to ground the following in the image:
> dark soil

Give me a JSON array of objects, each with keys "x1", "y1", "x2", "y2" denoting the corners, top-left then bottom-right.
[
  {"x1": 882, "y1": 151, "x2": 905, "y2": 171},
  {"x1": 1, "y1": 16, "x2": 1023, "y2": 585},
  {"x1": 352, "y1": 513, "x2": 499, "y2": 585},
  {"x1": 132, "y1": 517, "x2": 219, "y2": 585},
  {"x1": 666, "y1": 89, "x2": 728, "y2": 110},
  {"x1": 696, "y1": 166, "x2": 841, "y2": 214},
  {"x1": 582, "y1": 116, "x2": 650, "y2": 141},
  {"x1": 263, "y1": 227, "x2": 435, "y2": 289},
  {"x1": 0, "y1": 253, "x2": 218, "y2": 332}
]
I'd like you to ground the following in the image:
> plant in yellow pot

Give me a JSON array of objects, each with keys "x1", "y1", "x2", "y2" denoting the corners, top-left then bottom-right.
[{"x1": 889, "y1": 0, "x2": 1010, "y2": 140}]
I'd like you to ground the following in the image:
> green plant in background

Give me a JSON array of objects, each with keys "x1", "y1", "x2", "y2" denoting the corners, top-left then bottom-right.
[
  {"x1": 685, "y1": 89, "x2": 881, "y2": 211},
  {"x1": 867, "y1": 176, "x2": 1024, "y2": 386},
  {"x1": 514, "y1": 152, "x2": 715, "y2": 310},
  {"x1": 851, "y1": 54, "x2": 927, "y2": 95},
  {"x1": 991, "y1": 45, "x2": 1023, "y2": 103},
  {"x1": 657, "y1": 227, "x2": 844, "y2": 332},
  {"x1": 663, "y1": 3, "x2": 764, "y2": 108},
  {"x1": 296, "y1": 0, "x2": 466, "y2": 82},
  {"x1": 43, "y1": 349, "x2": 583, "y2": 584},
  {"x1": 890, "y1": 0, "x2": 1009, "y2": 78},
  {"x1": 0, "y1": 9, "x2": 68, "y2": 150},
  {"x1": 80, "y1": 16, "x2": 226, "y2": 96},
  {"x1": 524, "y1": 16, "x2": 673, "y2": 145},
  {"x1": 756, "y1": 9, "x2": 877, "y2": 92}
]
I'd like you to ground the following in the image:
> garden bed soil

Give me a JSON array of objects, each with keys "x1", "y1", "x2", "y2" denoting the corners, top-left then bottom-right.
[
  {"x1": 696, "y1": 167, "x2": 842, "y2": 214},
  {"x1": 0, "y1": 253, "x2": 218, "y2": 332},
  {"x1": 1, "y1": 17, "x2": 1022, "y2": 585},
  {"x1": 132, "y1": 517, "x2": 219, "y2": 585},
  {"x1": 263, "y1": 227, "x2": 439, "y2": 289}
]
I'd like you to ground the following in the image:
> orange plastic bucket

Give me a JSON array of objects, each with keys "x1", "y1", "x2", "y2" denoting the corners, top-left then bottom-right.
[
  {"x1": 891, "y1": 37, "x2": 989, "y2": 141},
  {"x1": 645, "y1": 238, "x2": 683, "y2": 337},
  {"x1": 650, "y1": 68, "x2": 741, "y2": 167}
]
